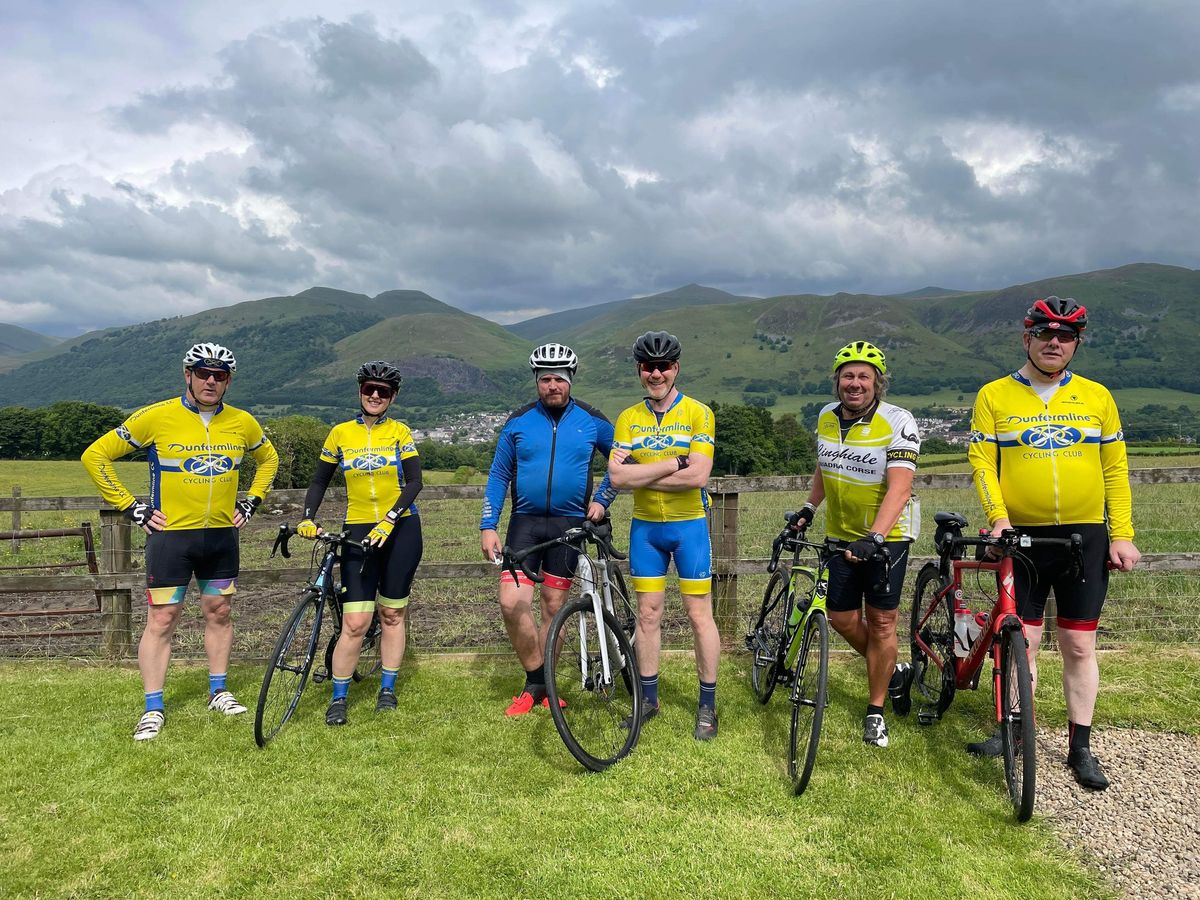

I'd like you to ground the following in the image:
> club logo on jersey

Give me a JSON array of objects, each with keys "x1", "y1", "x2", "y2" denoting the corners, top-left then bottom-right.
[
  {"x1": 116, "y1": 425, "x2": 132, "y2": 442},
  {"x1": 183, "y1": 454, "x2": 235, "y2": 476},
  {"x1": 969, "y1": 430, "x2": 986, "y2": 443},
  {"x1": 642, "y1": 435, "x2": 674, "y2": 451},
  {"x1": 1019, "y1": 425, "x2": 1083, "y2": 450},
  {"x1": 351, "y1": 454, "x2": 388, "y2": 471}
]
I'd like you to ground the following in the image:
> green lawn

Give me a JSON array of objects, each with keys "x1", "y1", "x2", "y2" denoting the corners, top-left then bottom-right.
[{"x1": 9, "y1": 648, "x2": 1194, "y2": 897}]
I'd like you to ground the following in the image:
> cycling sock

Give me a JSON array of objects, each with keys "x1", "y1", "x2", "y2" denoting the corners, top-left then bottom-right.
[
  {"x1": 640, "y1": 674, "x2": 660, "y2": 707},
  {"x1": 332, "y1": 676, "x2": 351, "y2": 701},
  {"x1": 867, "y1": 704, "x2": 885, "y2": 718},
  {"x1": 208, "y1": 673, "x2": 227, "y2": 694},
  {"x1": 699, "y1": 679, "x2": 717, "y2": 708},
  {"x1": 524, "y1": 664, "x2": 546, "y2": 696},
  {"x1": 380, "y1": 667, "x2": 399, "y2": 693},
  {"x1": 144, "y1": 690, "x2": 165, "y2": 713},
  {"x1": 1068, "y1": 721, "x2": 1091, "y2": 751}
]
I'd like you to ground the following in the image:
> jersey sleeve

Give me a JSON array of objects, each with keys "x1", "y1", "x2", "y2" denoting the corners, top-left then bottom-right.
[
  {"x1": 481, "y1": 421, "x2": 516, "y2": 531},
  {"x1": 244, "y1": 416, "x2": 279, "y2": 500},
  {"x1": 689, "y1": 401, "x2": 716, "y2": 458},
  {"x1": 590, "y1": 408, "x2": 618, "y2": 507},
  {"x1": 968, "y1": 385, "x2": 1009, "y2": 525},
  {"x1": 320, "y1": 424, "x2": 343, "y2": 465},
  {"x1": 611, "y1": 409, "x2": 634, "y2": 454},
  {"x1": 79, "y1": 408, "x2": 152, "y2": 512},
  {"x1": 397, "y1": 423, "x2": 419, "y2": 460},
  {"x1": 1097, "y1": 389, "x2": 1134, "y2": 541},
  {"x1": 886, "y1": 410, "x2": 920, "y2": 470}
]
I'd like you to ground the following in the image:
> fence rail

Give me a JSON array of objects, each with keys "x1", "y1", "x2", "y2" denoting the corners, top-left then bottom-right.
[{"x1": 3, "y1": 468, "x2": 1200, "y2": 659}]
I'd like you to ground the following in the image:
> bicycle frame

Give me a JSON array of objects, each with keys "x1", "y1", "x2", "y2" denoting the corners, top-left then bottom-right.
[
  {"x1": 780, "y1": 545, "x2": 831, "y2": 670},
  {"x1": 568, "y1": 551, "x2": 622, "y2": 690}
]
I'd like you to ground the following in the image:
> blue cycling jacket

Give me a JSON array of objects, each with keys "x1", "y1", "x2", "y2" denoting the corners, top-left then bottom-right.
[{"x1": 480, "y1": 398, "x2": 617, "y2": 530}]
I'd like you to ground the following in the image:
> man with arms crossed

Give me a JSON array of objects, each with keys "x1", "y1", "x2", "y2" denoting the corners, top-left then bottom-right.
[
  {"x1": 968, "y1": 297, "x2": 1140, "y2": 789},
  {"x1": 82, "y1": 342, "x2": 279, "y2": 741},
  {"x1": 481, "y1": 343, "x2": 616, "y2": 715},
  {"x1": 791, "y1": 341, "x2": 920, "y2": 749},
  {"x1": 607, "y1": 331, "x2": 720, "y2": 741}
]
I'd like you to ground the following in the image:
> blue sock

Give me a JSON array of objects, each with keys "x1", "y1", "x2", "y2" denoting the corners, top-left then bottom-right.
[
  {"x1": 380, "y1": 667, "x2": 399, "y2": 693},
  {"x1": 640, "y1": 673, "x2": 659, "y2": 708},
  {"x1": 145, "y1": 690, "x2": 165, "y2": 713},
  {"x1": 208, "y1": 673, "x2": 227, "y2": 695},
  {"x1": 699, "y1": 679, "x2": 717, "y2": 709},
  {"x1": 332, "y1": 677, "x2": 351, "y2": 701}
]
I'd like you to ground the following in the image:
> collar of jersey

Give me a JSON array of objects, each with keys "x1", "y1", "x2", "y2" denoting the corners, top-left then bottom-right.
[
  {"x1": 1011, "y1": 370, "x2": 1073, "y2": 387},
  {"x1": 180, "y1": 393, "x2": 224, "y2": 415},
  {"x1": 536, "y1": 397, "x2": 575, "y2": 417},
  {"x1": 641, "y1": 392, "x2": 683, "y2": 415},
  {"x1": 355, "y1": 412, "x2": 390, "y2": 425}
]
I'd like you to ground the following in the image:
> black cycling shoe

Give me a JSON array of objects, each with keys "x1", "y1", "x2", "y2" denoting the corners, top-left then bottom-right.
[
  {"x1": 889, "y1": 663, "x2": 913, "y2": 717},
  {"x1": 966, "y1": 731, "x2": 1002, "y2": 757},
  {"x1": 1067, "y1": 747, "x2": 1110, "y2": 790},
  {"x1": 375, "y1": 689, "x2": 397, "y2": 713},
  {"x1": 620, "y1": 703, "x2": 659, "y2": 731},
  {"x1": 325, "y1": 697, "x2": 348, "y2": 726}
]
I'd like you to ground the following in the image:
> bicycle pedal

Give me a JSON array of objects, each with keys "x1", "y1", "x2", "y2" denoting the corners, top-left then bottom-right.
[
  {"x1": 916, "y1": 709, "x2": 938, "y2": 726},
  {"x1": 312, "y1": 667, "x2": 329, "y2": 684}
]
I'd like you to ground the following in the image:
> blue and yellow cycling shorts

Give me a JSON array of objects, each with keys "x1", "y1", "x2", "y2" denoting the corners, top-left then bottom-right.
[{"x1": 628, "y1": 517, "x2": 712, "y2": 596}]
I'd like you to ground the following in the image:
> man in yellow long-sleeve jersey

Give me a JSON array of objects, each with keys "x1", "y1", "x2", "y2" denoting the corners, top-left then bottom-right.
[{"x1": 82, "y1": 342, "x2": 279, "y2": 741}]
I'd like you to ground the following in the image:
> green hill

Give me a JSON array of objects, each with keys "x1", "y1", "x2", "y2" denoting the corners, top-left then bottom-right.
[{"x1": 0, "y1": 323, "x2": 61, "y2": 372}]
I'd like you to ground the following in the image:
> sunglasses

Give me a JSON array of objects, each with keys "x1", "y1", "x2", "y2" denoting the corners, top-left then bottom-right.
[
  {"x1": 360, "y1": 383, "x2": 396, "y2": 400},
  {"x1": 190, "y1": 367, "x2": 230, "y2": 383},
  {"x1": 638, "y1": 361, "x2": 676, "y2": 375},
  {"x1": 1028, "y1": 327, "x2": 1079, "y2": 344}
]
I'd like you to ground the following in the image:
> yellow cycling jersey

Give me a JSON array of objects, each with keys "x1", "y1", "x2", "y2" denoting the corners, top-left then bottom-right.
[
  {"x1": 613, "y1": 393, "x2": 715, "y2": 522},
  {"x1": 81, "y1": 394, "x2": 278, "y2": 530},
  {"x1": 816, "y1": 401, "x2": 921, "y2": 542},
  {"x1": 969, "y1": 370, "x2": 1133, "y2": 540},
  {"x1": 320, "y1": 416, "x2": 420, "y2": 524}
]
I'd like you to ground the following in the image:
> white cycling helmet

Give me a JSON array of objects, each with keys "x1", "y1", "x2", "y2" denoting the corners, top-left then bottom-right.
[
  {"x1": 529, "y1": 342, "x2": 578, "y2": 375},
  {"x1": 183, "y1": 342, "x2": 237, "y2": 373}
]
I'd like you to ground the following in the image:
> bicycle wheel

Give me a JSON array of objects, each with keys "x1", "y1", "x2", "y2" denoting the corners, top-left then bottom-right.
[
  {"x1": 749, "y1": 569, "x2": 811, "y2": 704},
  {"x1": 910, "y1": 564, "x2": 957, "y2": 722},
  {"x1": 610, "y1": 565, "x2": 637, "y2": 641},
  {"x1": 998, "y1": 624, "x2": 1037, "y2": 822},
  {"x1": 788, "y1": 610, "x2": 829, "y2": 796},
  {"x1": 545, "y1": 597, "x2": 642, "y2": 772},
  {"x1": 254, "y1": 589, "x2": 325, "y2": 747},
  {"x1": 353, "y1": 612, "x2": 383, "y2": 682}
]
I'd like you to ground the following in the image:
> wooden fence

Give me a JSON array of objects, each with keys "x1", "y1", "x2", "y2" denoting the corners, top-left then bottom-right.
[{"x1": 3, "y1": 468, "x2": 1200, "y2": 657}]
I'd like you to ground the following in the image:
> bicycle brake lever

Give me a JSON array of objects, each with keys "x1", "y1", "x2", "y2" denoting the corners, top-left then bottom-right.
[{"x1": 272, "y1": 524, "x2": 292, "y2": 560}]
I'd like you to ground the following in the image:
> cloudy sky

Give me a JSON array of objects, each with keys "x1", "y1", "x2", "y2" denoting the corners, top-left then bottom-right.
[{"x1": 2, "y1": 0, "x2": 1198, "y2": 335}]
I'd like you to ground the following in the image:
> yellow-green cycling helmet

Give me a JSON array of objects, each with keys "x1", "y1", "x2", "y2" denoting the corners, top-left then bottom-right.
[{"x1": 832, "y1": 340, "x2": 886, "y2": 375}]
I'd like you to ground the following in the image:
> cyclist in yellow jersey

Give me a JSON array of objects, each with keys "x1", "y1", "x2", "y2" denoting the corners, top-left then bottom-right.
[
  {"x1": 609, "y1": 331, "x2": 720, "y2": 741},
  {"x1": 967, "y1": 297, "x2": 1140, "y2": 789},
  {"x1": 791, "y1": 341, "x2": 920, "y2": 749},
  {"x1": 298, "y1": 361, "x2": 423, "y2": 725},
  {"x1": 81, "y1": 342, "x2": 279, "y2": 741}
]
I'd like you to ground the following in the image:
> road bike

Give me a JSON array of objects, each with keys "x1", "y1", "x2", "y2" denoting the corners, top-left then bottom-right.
[
  {"x1": 502, "y1": 518, "x2": 640, "y2": 772},
  {"x1": 254, "y1": 525, "x2": 382, "y2": 747},
  {"x1": 909, "y1": 512, "x2": 1084, "y2": 821},
  {"x1": 745, "y1": 513, "x2": 891, "y2": 795}
]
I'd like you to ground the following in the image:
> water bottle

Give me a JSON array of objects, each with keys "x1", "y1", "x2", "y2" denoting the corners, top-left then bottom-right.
[
  {"x1": 972, "y1": 612, "x2": 990, "y2": 644},
  {"x1": 953, "y1": 608, "x2": 974, "y2": 658}
]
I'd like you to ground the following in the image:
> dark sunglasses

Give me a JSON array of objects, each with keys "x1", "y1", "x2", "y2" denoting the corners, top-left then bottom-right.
[
  {"x1": 1028, "y1": 327, "x2": 1079, "y2": 344},
  {"x1": 190, "y1": 367, "x2": 230, "y2": 383},
  {"x1": 638, "y1": 361, "x2": 676, "y2": 374},
  {"x1": 360, "y1": 383, "x2": 396, "y2": 399}
]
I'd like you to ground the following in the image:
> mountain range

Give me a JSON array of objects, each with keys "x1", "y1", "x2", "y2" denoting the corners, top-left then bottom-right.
[{"x1": 0, "y1": 262, "x2": 1195, "y2": 424}]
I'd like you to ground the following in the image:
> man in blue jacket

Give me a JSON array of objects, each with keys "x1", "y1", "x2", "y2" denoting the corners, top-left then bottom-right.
[{"x1": 481, "y1": 343, "x2": 616, "y2": 715}]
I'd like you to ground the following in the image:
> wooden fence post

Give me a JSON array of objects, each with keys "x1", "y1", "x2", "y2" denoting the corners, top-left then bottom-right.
[
  {"x1": 9, "y1": 486, "x2": 19, "y2": 552},
  {"x1": 709, "y1": 488, "x2": 740, "y2": 647},
  {"x1": 99, "y1": 509, "x2": 133, "y2": 658}
]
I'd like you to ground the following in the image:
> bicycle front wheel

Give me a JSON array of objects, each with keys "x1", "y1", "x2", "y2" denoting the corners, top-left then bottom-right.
[
  {"x1": 910, "y1": 563, "x2": 956, "y2": 722},
  {"x1": 998, "y1": 624, "x2": 1037, "y2": 822},
  {"x1": 749, "y1": 569, "x2": 809, "y2": 704},
  {"x1": 610, "y1": 565, "x2": 637, "y2": 644},
  {"x1": 255, "y1": 589, "x2": 325, "y2": 748},
  {"x1": 545, "y1": 598, "x2": 642, "y2": 772},
  {"x1": 788, "y1": 610, "x2": 829, "y2": 796}
]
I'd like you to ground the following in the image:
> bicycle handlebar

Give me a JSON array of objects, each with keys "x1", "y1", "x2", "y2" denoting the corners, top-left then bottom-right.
[
  {"x1": 769, "y1": 512, "x2": 892, "y2": 592},
  {"x1": 270, "y1": 524, "x2": 356, "y2": 560},
  {"x1": 945, "y1": 526, "x2": 1087, "y2": 581},
  {"x1": 500, "y1": 519, "x2": 627, "y2": 585}
]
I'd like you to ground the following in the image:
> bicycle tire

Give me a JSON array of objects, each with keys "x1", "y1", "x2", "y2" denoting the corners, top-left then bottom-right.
[
  {"x1": 610, "y1": 565, "x2": 637, "y2": 642},
  {"x1": 998, "y1": 624, "x2": 1037, "y2": 822},
  {"x1": 353, "y1": 612, "x2": 383, "y2": 682},
  {"x1": 910, "y1": 563, "x2": 957, "y2": 722},
  {"x1": 254, "y1": 589, "x2": 325, "y2": 747},
  {"x1": 788, "y1": 611, "x2": 829, "y2": 796},
  {"x1": 545, "y1": 597, "x2": 642, "y2": 772},
  {"x1": 749, "y1": 569, "x2": 808, "y2": 704}
]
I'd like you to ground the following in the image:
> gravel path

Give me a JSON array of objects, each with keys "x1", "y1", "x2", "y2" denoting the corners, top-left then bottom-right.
[{"x1": 1035, "y1": 728, "x2": 1200, "y2": 898}]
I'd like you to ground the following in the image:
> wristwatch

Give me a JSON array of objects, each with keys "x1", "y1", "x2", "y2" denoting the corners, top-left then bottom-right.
[
  {"x1": 676, "y1": 456, "x2": 690, "y2": 471},
  {"x1": 867, "y1": 531, "x2": 885, "y2": 547}
]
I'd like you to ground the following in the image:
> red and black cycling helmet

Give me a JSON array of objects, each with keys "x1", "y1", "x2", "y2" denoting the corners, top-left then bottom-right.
[{"x1": 1024, "y1": 296, "x2": 1087, "y2": 335}]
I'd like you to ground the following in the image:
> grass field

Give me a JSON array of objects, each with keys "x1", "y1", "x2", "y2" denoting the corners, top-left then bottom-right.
[{"x1": 5, "y1": 648, "x2": 1195, "y2": 897}]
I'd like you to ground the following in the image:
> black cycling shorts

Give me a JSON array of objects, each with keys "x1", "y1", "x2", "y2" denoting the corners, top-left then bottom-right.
[
  {"x1": 1012, "y1": 523, "x2": 1110, "y2": 632},
  {"x1": 341, "y1": 516, "x2": 423, "y2": 605},
  {"x1": 504, "y1": 514, "x2": 584, "y2": 584},
  {"x1": 145, "y1": 527, "x2": 239, "y2": 590},
  {"x1": 825, "y1": 541, "x2": 910, "y2": 613}
]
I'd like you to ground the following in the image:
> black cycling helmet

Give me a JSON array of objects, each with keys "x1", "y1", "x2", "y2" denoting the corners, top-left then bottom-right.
[
  {"x1": 356, "y1": 360, "x2": 402, "y2": 388},
  {"x1": 632, "y1": 331, "x2": 682, "y2": 363},
  {"x1": 1024, "y1": 296, "x2": 1087, "y2": 334}
]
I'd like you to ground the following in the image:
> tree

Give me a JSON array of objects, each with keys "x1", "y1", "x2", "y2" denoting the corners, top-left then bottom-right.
[
  {"x1": 712, "y1": 404, "x2": 777, "y2": 475},
  {"x1": 0, "y1": 406, "x2": 46, "y2": 459},
  {"x1": 772, "y1": 413, "x2": 816, "y2": 474},
  {"x1": 39, "y1": 402, "x2": 124, "y2": 459}
]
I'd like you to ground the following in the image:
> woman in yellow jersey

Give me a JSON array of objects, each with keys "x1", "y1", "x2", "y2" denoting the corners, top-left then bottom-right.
[
  {"x1": 297, "y1": 361, "x2": 424, "y2": 725},
  {"x1": 790, "y1": 341, "x2": 920, "y2": 750}
]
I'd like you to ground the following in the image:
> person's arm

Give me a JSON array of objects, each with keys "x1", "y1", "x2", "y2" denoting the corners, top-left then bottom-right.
[
  {"x1": 480, "y1": 423, "x2": 516, "y2": 558},
  {"x1": 650, "y1": 452, "x2": 713, "y2": 490},
  {"x1": 81, "y1": 418, "x2": 167, "y2": 532},
  {"x1": 1097, "y1": 391, "x2": 1140, "y2": 570},
  {"x1": 968, "y1": 387, "x2": 1008, "y2": 528},
  {"x1": 608, "y1": 450, "x2": 680, "y2": 488},
  {"x1": 868, "y1": 466, "x2": 915, "y2": 536},
  {"x1": 366, "y1": 456, "x2": 424, "y2": 548},
  {"x1": 234, "y1": 428, "x2": 279, "y2": 528},
  {"x1": 590, "y1": 408, "x2": 618, "y2": 509}
]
